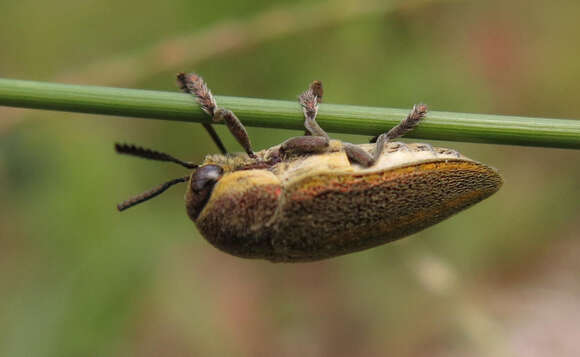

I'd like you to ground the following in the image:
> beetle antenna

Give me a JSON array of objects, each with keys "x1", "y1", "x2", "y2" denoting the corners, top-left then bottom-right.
[
  {"x1": 177, "y1": 72, "x2": 228, "y2": 155},
  {"x1": 115, "y1": 143, "x2": 198, "y2": 169},
  {"x1": 117, "y1": 176, "x2": 190, "y2": 211}
]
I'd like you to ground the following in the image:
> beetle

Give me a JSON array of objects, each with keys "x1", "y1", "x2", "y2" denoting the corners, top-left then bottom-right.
[{"x1": 116, "y1": 72, "x2": 502, "y2": 262}]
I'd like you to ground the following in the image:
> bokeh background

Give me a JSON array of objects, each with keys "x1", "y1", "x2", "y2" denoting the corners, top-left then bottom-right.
[{"x1": 1, "y1": 0, "x2": 580, "y2": 356}]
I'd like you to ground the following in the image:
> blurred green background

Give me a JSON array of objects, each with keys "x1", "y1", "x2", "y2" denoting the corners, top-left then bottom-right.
[{"x1": 1, "y1": 0, "x2": 580, "y2": 356}]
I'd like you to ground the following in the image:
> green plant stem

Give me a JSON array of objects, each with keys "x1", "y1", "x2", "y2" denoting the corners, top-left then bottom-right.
[{"x1": 1, "y1": 78, "x2": 579, "y2": 149}]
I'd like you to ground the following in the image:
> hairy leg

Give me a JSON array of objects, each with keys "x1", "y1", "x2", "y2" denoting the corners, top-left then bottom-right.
[
  {"x1": 371, "y1": 104, "x2": 427, "y2": 161},
  {"x1": 177, "y1": 72, "x2": 256, "y2": 158},
  {"x1": 342, "y1": 104, "x2": 427, "y2": 167},
  {"x1": 281, "y1": 81, "x2": 330, "y2": 154}
]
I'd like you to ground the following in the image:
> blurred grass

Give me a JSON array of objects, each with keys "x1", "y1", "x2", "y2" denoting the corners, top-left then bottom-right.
[{"x1": 1, "y1": 0, "x2": 580, "y2": 356}]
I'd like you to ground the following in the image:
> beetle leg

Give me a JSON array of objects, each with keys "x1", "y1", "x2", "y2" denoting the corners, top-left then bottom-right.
[
  {"x1": 213, "y1": 108, "x2": 255, "y2": 158},
  {"x1": 303, "y1": 81, "x2": 322, "y2": 136},
  {"x1": 281, "y1": 81, "x2": 330, "y2": 154},
  {"x1": 300, "y1": 81, "x2": 328, "y2": 139},
  {"x1": 371, "y1": 104, "x2": 427, "y2": 162},
  {"x1": 280, "y1": 136, "x2": 329, "y2": 154},
  {"x1": 343, "y1": 143, "x2": 375, "y2": 167},
  {"x1": 177, "y1": 72, "x2": 256, "y2": 158}
]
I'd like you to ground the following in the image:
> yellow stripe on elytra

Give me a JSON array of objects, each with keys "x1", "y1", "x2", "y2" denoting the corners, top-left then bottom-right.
[{"x1": 211, "y1": 170, "x2": 280, "y2": 198}]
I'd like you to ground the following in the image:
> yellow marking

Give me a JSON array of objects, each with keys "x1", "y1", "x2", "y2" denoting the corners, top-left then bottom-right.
[
  {"x1": 279, "y1": 151, "x2": 352, "y2": 184},
  {"x1": 211, "y1": 170, "x2": 280, "y2": 198}
]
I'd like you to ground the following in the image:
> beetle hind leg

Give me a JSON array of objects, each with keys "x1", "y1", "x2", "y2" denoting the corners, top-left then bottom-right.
[
  {"x1": 371, "y1": 103, "x2": 427, "y2": 161},
  {"x1": 342, "y1": 104, "x2": 428, "y2": 168}
]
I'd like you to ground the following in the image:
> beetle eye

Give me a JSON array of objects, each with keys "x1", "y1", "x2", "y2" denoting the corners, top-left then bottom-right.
[
  {"x1": 186, "y1": 165, "x2": 224, "y2": 220},
  {"x1": 191, "y1": 165, "x2": 224, "y2": 191}
]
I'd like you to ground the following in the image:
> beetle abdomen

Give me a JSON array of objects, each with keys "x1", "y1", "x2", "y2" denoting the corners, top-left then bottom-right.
[{"x1": 270, "y1": 159, "x2": 502, "y2": 262}]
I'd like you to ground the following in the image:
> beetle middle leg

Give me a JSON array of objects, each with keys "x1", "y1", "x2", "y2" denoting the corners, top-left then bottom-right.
[
  {"x1": 177, "y1": 72, "x2": 256, "y2": 158},
  {"x1": 280, "y1": 81, "x2": 330, "y2": 154}
]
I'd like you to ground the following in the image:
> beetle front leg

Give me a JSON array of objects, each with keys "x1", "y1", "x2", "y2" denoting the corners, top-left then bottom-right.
[
  {"x1": 371, "y1": 104, "x2": 428, "y2": 161},
  {"x1": 177, "y1": 72, "x2": 256, "y2": 158},
  {"x1": 213, "y1": 108, "x2": 255, "y2": 158}
]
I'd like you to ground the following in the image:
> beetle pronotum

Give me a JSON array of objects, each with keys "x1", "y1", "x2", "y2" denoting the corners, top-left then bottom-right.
[{"x1": 116, "y1": 73, "x2": 502, "y2": 262}]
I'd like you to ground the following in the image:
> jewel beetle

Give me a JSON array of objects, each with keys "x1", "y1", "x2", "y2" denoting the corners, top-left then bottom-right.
[{"x1": 116, "y1": 72, "x2": 502, "y2": 262}]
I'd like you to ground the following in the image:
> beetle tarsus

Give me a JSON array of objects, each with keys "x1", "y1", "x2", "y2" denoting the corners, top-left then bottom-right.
[
  {"x1": 370, "y1": 104, "x2": 428, "y2": 143},
  {"x1": 177, "y1": 72, "x2": 217, "y2": 116},
  {"x1": 279, "y1": 81, "x2": 331, "y2": 156},
  {"x1": 309, "y1": 80, "x2": 323, "y2": 104},
  {"x1": 299, "y1": 86, "x2": 328, "y2": 139}
]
